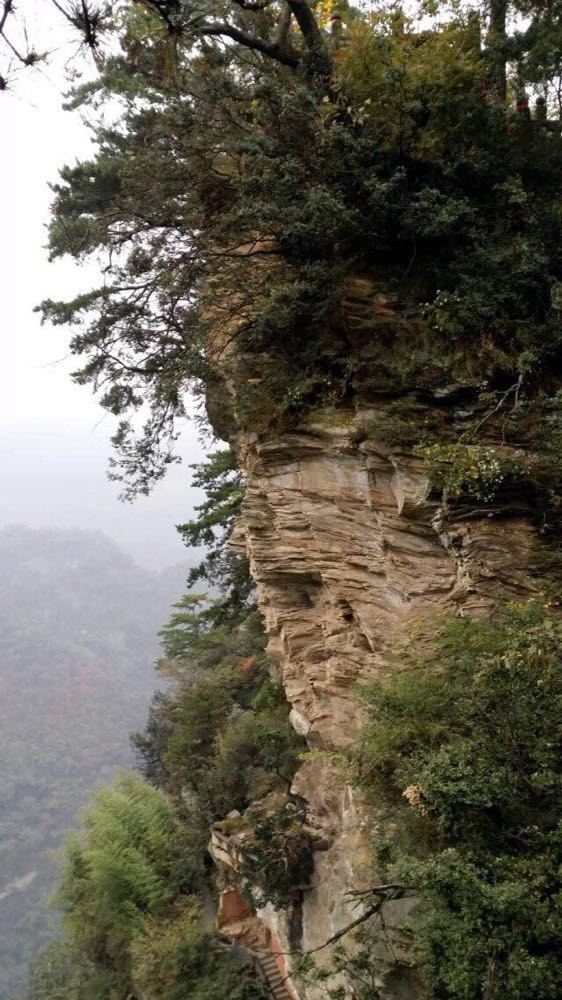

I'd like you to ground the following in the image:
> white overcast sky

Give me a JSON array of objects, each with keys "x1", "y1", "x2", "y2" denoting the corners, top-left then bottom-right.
[{"x1": 0, "y1": 7, "x2": 207, "y2": 569}]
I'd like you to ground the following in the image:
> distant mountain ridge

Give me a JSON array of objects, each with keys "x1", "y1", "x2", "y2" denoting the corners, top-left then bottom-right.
[{"x1": 0, "y1": 525, "x2": 192, "y2": 998}]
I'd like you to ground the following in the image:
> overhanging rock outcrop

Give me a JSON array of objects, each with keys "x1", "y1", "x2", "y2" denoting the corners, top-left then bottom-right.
[
  {"x1": 233, "y1": 410, "x2": 542, "y2": 745},
  {"x1": 224, "y1": 405, "x2": 547, "y2": 997}
]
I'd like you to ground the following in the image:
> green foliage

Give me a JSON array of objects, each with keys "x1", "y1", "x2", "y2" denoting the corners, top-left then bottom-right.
[
  {"x1": 130, "y1": 897, "x2": 267, "y2": 1000},
  {"x1": 26, "y1": 776, "x2": 264, "y2": 1000},
  {"x1": 511, "y1": 390, "x2": 562, "y2": 535},
  {"x1": 39, "y1": 3, "x2": 562, "y2": 492},
  {"x1": 358, "y1": 603, "x2": 562, "y2": 998},
  {"x1": 176, "y1": 447, "x2": 253, "y2": 628},
  {"x1": 26, "y1": 941, "x2": 116, "y2": 1000},
  {"x1": 138, "y1": 651, "x2": 303, "y2": 832},
  {"x1": 235, "y1": 800, "x2": 314, "y2": 910},
  {"x1": 0, "y1": 526, "x2": 187, "y2": 999},
  {"x1": 297, "y1": 935, "x2": 393, "y2": 1000},
  {"x1": 55, "y1": 773, "x2": 190, "y2": 985},
  {"x1": 131, "y1": 442, "x2": 304, "y2": 921},
  {"x1": 335, "y1": 11, "x2": 485, "y2": 159},
  {"x1": 180, "y1": 448, "x2": 243, "y2": 556},
  {"x1": 159, "y1": 593, "x2": 211, "y2": 661},
  {"x1": 417, "y1": 441, "x2": 528, "y2": 502}
]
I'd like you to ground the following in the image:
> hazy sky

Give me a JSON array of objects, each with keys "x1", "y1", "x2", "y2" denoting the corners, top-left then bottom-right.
[{"x1": 0, "y1": 14, "x2": 207, "y2": 569}]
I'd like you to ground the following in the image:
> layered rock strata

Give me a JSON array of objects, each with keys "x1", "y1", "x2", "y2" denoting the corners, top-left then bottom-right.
[{"x1": 219, "y1": 405, "x2": 548, "y2": 998}]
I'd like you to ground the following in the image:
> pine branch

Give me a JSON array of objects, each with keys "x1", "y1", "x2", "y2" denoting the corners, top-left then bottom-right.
[
  {"x1": 134, "y1": 0, "x2": 330, "y2": 73},
  {"x1": 200, "y1": 21, "x2": 299, "y2": 67}
]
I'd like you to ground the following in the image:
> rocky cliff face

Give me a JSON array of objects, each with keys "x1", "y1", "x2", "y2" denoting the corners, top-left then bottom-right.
[
  {"x1": 214, "y1": 401, "x2": 549, "y2": 998},
  {"x1": 206, "y1": 271, "x2": 553, "y2": 996}
]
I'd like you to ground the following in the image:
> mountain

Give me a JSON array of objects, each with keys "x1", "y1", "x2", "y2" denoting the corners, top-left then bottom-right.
[{"x1": 0, "y1": 525, "x2": 190, "y2": 998}]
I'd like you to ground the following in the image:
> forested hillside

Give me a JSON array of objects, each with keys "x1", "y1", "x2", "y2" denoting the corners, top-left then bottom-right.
[{"x1": 0, "y1": 526, "x2": 189, "y2": 998}]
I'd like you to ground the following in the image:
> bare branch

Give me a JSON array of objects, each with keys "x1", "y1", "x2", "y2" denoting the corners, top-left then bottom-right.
[
  {"x1": 0, "y1": 0, "x2": 43, "y2": 72},
  {"x1": 269, "y1": 884, "x2": 417, "y2": 959},
  {"x1": 0, "y1": 0, "x2": 13, "y2": 36},
  {"x1": 301, "y1": 891, "x2": 416, "y2": 955},
  {"x1": 345, "y1": 883, "x2": 416, "y2": 900}
]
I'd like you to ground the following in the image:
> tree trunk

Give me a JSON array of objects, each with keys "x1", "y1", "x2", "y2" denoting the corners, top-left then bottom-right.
[{"x1": 486, "y1": 0, "x2": 508, "y2": 102}]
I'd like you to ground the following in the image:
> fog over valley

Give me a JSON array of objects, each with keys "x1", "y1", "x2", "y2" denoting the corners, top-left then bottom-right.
[
  {"x1": 0, "y1": 29, "x2": 207, "y2": 996},
  {"x1": 0, "y1": 426, "x2": 204, "y2": 570},
  {"x1": 0, "y1": 524, "x2": 195, "y2": 995}
]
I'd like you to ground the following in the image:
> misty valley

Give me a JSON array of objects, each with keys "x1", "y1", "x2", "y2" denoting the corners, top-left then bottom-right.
[{"x1": 0, "y1": 526, "x2": 189, "y2": 997}]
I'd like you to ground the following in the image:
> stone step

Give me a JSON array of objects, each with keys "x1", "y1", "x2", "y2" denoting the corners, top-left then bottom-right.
[{"x1": 254, "y1": 951, "x2": 293, "y2": 1000}]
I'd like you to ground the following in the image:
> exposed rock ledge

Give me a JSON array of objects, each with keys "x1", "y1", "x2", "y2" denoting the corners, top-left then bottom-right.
[{"x1": 222, "y1": 406, "x2": 547, "y2": 998}]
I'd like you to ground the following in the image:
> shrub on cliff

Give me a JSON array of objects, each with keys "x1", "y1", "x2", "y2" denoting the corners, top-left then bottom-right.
[
  {"x1": 130, "y1": 445, "x2": 304, "y2": 919},
  {"x1": 27, "y1": 941, "x2": 116, "y2": 1000},
  {"x1": 133, "y1": 445, "x2": 303, "y2": 836},
  {"x1": 358, "y1": 603, "x2": 562, "y2": 998},
  {"x1": 153, "y1": 664, "x2": 302, "y2": 811},
  {"x1": 130, "y1": 898, "x2": 267, "y2": 1000},
  {"x1": 236, "y1": 798, "x2": 314, "y2": 909},
  {"x1": 135, "y1": 593, "x2": 301, "y2": 826}
]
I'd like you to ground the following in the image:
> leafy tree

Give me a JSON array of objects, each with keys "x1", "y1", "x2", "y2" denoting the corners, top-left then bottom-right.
[
  {"x1": 129, "y1": 688, "x2": 174, "y2": 786},
  {"x1": 137, "y1": 647, "x2": 302, "y2": 821},
  {"x1": 34, "y1": 767, "x2": 268, "y2": 999},
  {"x1": 176, "y1": 447, "x2": 251, "y2": 624},
  {"x1": 55, "y1": 772, "x2": 193, "y2": 989},
  {"x1": 234, "y1": 799, "x2": 314, "y2": 909},
  {"x1": 26, "y1": 941, "x2": 116, "y2": 1000}
]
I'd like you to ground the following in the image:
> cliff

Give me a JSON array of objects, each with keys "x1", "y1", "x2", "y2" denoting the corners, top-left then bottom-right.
[{"x1": 206, "y1": 265, "x2": 556, "y2": 994}]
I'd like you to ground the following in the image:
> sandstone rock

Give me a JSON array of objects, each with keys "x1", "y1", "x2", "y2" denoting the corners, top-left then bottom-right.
[{"x1": 226, "y1": 405, "x2": 549, "y2": 998}]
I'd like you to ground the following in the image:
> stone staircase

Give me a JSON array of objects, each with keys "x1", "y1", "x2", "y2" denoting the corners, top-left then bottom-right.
[{"x1": 254, "y1": 949, "x2": 294, "y2": 1000}]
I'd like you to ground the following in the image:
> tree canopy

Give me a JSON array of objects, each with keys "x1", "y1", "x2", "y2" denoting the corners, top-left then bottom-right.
[{"x1": 22, "y1": 0, "x2": 560, "y2": 496}]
